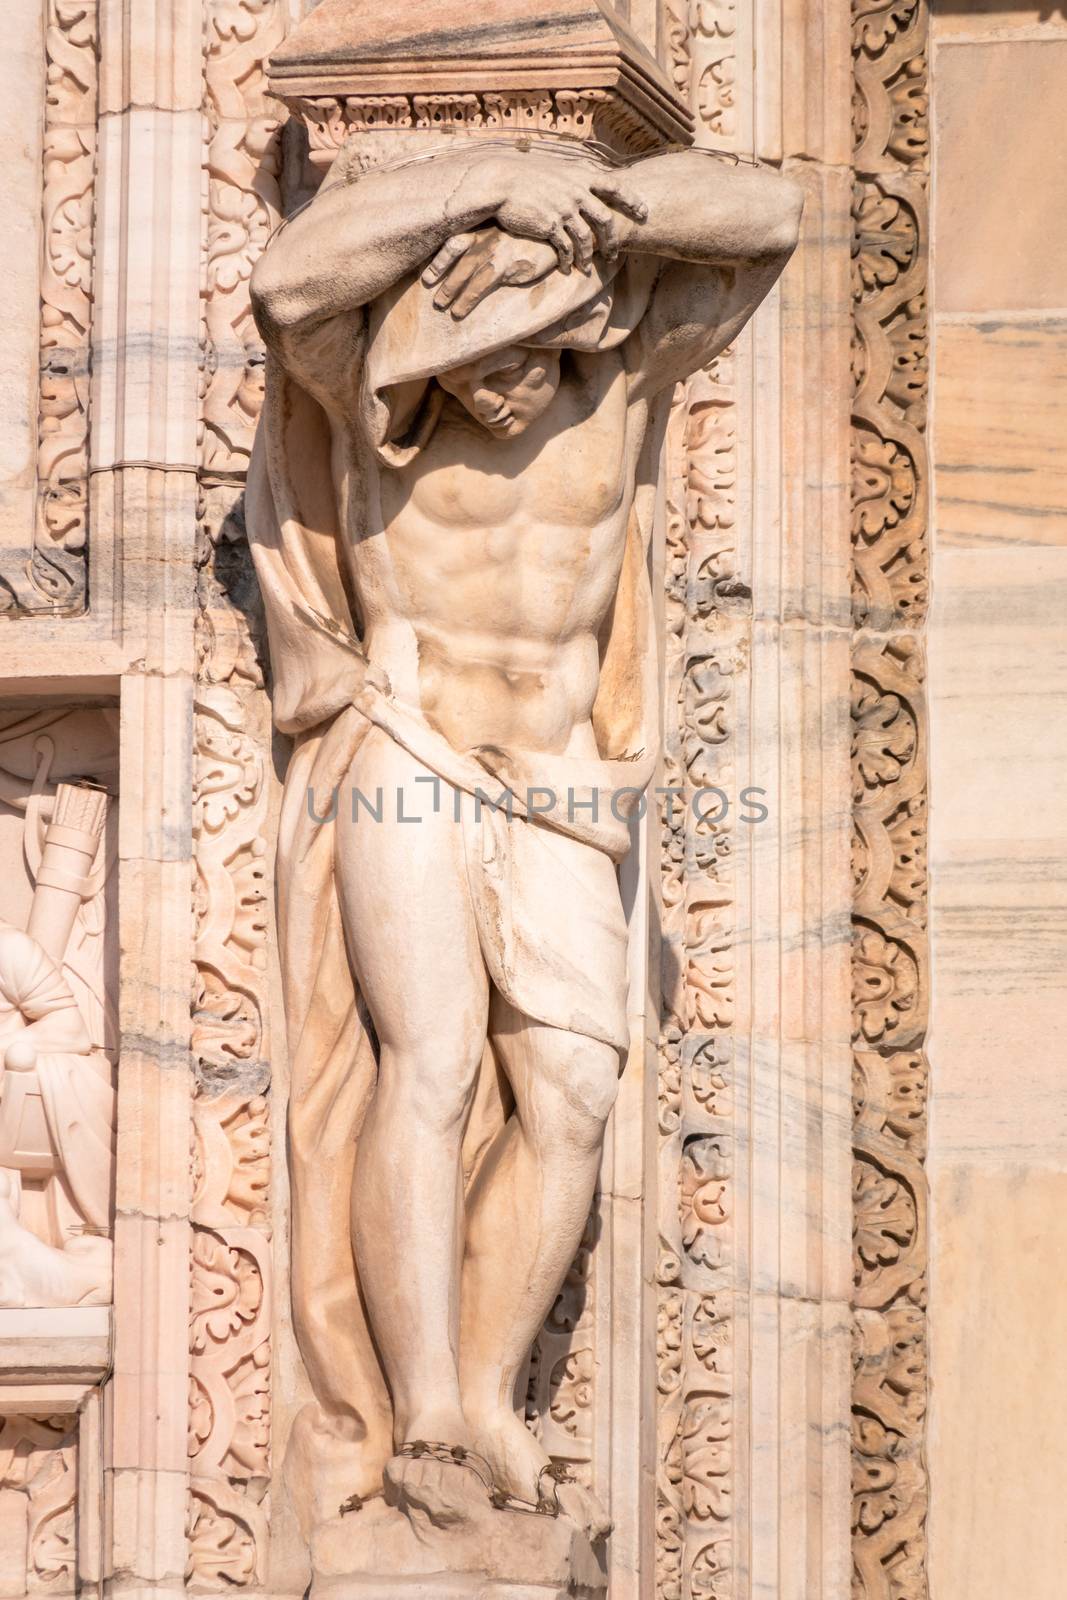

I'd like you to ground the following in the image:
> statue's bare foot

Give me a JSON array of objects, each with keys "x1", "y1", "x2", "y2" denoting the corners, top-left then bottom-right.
[
  {"x1": 555, "y1": 1479, "x2": 613, "y2": 1542},
  {"x1": 470, "y1": 1409, "x2": 612, "y2": 1540},
  {"x1": 384, "y1": 1451, "x2": 487, "y2": 1529}
]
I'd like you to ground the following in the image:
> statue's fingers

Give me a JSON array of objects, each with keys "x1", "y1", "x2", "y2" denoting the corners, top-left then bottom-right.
[
  {"x1": 546, "y1": 221, "x2": 575, "y2": 271},
  {"x1": 449, "y1": 260, "x2": 501, "y2": 320},
  {"x1": 578, "y1": 197, "x2": 620, "y2": 259},
  {"x1": 590, "y1": 180, "x2": 649, "y2": 223},
  {"x1": 563, "y1": 212, "x2": 595, "y2": 270},
  {"x1": 422, "y1": 232, "x2": 477, "y2": 287},
  {"x1": 432, "y1": 253, "x2": 483, "y2": 310}
]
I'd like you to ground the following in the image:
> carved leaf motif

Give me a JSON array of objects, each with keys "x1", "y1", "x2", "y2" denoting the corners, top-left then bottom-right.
[
  {"x1": 852, "y1": 185, "x2": 917, "y2": 296},
  {"x1": 852, "y1": 927, "x2": 919, "y2": 1046},
  {"x1": 656, "y1": 1496, "x2": 684, "y2": 1600},
  {"x1": 852, "y1": 434, "x2": 915, "y2": 544},
  {"x1": 187, "y1": 1483, "x2": 262, "y2": 1586},
  {"x1": 852, "y1": 1415, "x2": 901, "y2": 1533},
  {"x1": 658, "y1": 1293, "x2": 685, "y2": 1396},
  {"x1": 548, "y1": 1347, "x2": 594, "y2": 1434},
  {"x1": 885, "y1": 298, "x2": 928, "y2": 417},
  {"x1": 691, "y1": 1295, "x2": 732, "y2": 1388},
  {"x1": 691, "y1": 1038, "x2": 731, "y2": 1117},
  {"x1": 659, "y1": 1025, "x2": 684, "y2": 1134},
  {"x1": 188, "y1": 1226, "x2": 271, "y2": 1483},
  {"x1": 194, "y1": 732, "x2": 261, "y2": 834},
  {"x1": 853, "y1": 1052, "x2": 927, "y2": 1148},
  {"x1": 684, "y1": 657, "x2": 734, "y2": 783},
  {"x1": 680, "y1": 1137, "x2": 730, "y2": 1270},
  {"x1": 852, "y1": 681, "x2": 916, "y2": 798},
  {"x1": 207, "y1": 183, "x2": 263, "y2": 293},
  {"x1": 686, "y1": 905, "x2": 734, "y2": 1031},
  {"x1": 853, "y1": 1160, "x2": 916, "y2": 1274},
  {"x1": 685, "y1": 396, "x2": 736, "y2": 533},
  {"x1": 683, "y1": 1395, "x2": 731, "y2": 1522},
  {"x1": 697, "y1": 57, "x2": 736, "y2": 139},
  {"x1": 853, "y1": 0, "x2": 920, "y2": 56},
  {"x1": 0, "y1": 1416, "x2": 77, "y2": 1588},
  {"x1": 887, "y1": 796, "x2": 927, "y2": 915},
  {"x1": 191, "y1": 1231, "x2": 263, "y2": 1349},
  {"x1": 887, "y1": 59, "x2": 929, "y2": 167},
  {"x1": 193, "y1": 1092, "x2": 271, "y2": 1227},
  {"x1": 690, "y1": 1536, "x2": 732, "y2": 1599},
  {"x1": 693, "y1": 0, "x2": 737, "y2": 37}
]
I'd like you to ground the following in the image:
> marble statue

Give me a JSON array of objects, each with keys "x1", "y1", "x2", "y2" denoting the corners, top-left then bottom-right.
[
  {"x1": 0, "y1": 749, "x2": 115, "y2": 1308},
  {"x1": 248, "y1": 61, "x2": 801, "y2": 1589}
]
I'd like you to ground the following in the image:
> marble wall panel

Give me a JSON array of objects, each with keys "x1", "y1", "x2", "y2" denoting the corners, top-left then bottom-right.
[
  {"x1": 933, "y1": 318, "x2": 1067, "y2": 548},
  {"x1": 928, "y1": 16, "x2": 1067, "y2": 1599},
  {"x1": 933, "y1": 39, "x2": 1067, "y2": 312}
]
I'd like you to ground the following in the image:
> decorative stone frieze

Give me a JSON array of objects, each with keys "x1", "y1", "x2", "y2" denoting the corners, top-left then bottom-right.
[{"x1": 851, "y1": 0, "x2": 930, "y2": 1592}]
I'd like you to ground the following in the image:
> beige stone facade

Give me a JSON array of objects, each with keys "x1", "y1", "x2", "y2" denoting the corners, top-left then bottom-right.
[{"x1": 0, "y1": 1, "x2": 1061, "y2": 1597}]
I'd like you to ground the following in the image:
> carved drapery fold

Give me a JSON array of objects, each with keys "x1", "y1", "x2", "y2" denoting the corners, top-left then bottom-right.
[{"x1": 850, "y1": 0, "x2": 930, "y2": 1594}]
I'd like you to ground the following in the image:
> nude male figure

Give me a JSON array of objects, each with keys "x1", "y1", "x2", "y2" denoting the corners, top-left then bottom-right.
[{"x1": 251, "y1": 142, "x2": 801, "y2": 1509}]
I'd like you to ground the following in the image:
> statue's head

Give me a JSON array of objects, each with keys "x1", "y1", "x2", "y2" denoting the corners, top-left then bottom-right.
[{"x1": 437, "y1": 344, "x2": 561, "y2": 438}]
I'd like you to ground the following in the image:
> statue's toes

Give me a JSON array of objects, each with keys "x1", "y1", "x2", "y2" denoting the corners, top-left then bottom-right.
[
  {"x1": 555, "y1": 1480, "x2": 613, "y2": 1542},
  {"x1": 384, "y1": 1453, "x2": 485, "y2": 1529}
]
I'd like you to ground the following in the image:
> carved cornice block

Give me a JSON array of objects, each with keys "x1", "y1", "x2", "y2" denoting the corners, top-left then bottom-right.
[{"x1": 268, "y1": 0, "x2": 693, "y2": 161}]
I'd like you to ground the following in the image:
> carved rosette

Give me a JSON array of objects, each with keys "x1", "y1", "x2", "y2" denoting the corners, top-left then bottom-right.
[
  {"x1": 188, "y1": 0, "x2": 284, "y2": 1584},
  {"x1": 656, "y1": 7, "x2": 742, "y2": 1588},
  {"x1": 851, "y1": 0, "x2": 930, "y2": 1594},
  {"x1": 1, "y1": 0, "x2": 98, "y2": 616}
]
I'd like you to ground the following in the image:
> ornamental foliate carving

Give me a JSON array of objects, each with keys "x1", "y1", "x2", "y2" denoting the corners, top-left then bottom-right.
[{"x1": 850, "y1": 0, "x2": 930, "y2": 1586}]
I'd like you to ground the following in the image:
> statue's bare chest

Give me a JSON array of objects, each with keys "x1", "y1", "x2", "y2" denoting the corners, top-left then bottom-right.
[{"x1": 388, "y1": 360, "x2": 631, "y2": 536}]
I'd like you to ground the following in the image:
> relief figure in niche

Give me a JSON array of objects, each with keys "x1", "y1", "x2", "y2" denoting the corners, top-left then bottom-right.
[
  {"x1": 249, "y1": 129, "x2": 801, "y2": 1538},
  {"x1": 0, "y1": 710, "x2": 117, "y2": 1307}
]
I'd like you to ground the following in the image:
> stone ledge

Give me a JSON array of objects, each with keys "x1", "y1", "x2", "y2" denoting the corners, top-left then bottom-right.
[{"x1": 0, "y1": 1305, "x2": 111, "y2": 1395}]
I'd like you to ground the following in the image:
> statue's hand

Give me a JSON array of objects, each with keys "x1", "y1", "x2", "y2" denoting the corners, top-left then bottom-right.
[
  {"x1": 422, "y1": 228, "x2": 558, "y2": 319},
  {"x1": 452, "y1": 153, "x2": 648, "y2": 270},
  {"x1": 497, "y1": 161, "x2": 648, "y2": 269}
]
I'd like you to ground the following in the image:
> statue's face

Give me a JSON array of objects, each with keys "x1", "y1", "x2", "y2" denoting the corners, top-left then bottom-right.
[{"x1": 438, "y1": 345, "x2": 561, "y2": 438}]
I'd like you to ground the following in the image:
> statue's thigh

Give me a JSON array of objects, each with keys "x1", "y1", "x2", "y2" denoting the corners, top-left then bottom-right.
[
  {"x1": 334, "y1": 726, "x2": 486, "y2": 1049},
  {"x1": 489, "y1": 994, "x2": 621, "y2": 1131}
]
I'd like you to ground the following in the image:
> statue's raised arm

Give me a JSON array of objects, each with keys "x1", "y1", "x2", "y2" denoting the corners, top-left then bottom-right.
[
  {"x1": 250, "y1": 145, "x2": 651, "y2": 395},
  {"x1": 419, "y1": 147, "x2": 803, "y2": 400}
]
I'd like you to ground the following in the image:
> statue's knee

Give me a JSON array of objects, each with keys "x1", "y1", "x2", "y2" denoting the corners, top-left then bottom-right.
[
  {"x1": 379, "y1": 1039, "x2": 480, "y2": 1134},
  {"x1": 562, "y1": 1039, "x2": 621, "y2": 1133}
]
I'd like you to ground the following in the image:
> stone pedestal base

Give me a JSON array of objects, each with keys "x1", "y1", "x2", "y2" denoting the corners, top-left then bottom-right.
[{"x1": 311, "y1": 1457, "x2": 607, "y2": 1600}]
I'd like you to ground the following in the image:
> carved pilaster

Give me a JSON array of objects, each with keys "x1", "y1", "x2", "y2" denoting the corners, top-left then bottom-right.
[
  {"x1": 656, "y1": 348, "x2": 741, "y2": 1600},
  {"x1": 1, "y1": 0, "x2": 98, "y2": 617},
  {"x1": 200, "y1": 0, "x2": 286, "y2": 478},
  {"x1": 851, "y1": 0, "x2": 930, "y2": 1594},
  {"x1": 188, "y1": 0, "x2": 286, "y2": 1583},
  {"x1": 655, "y1": 7, "x2": 743, "y2": 1589}
]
